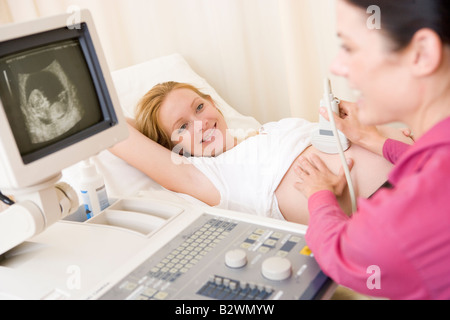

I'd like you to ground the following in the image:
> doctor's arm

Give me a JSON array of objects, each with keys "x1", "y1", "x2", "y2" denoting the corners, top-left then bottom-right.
[
  {"x1": 304, "y1": 188, "x2": 425, "y2": 299},
  {"x1": 322, "y1": 100, "x2": 413, "y2": 162},
  {"x1": 294, "y1": 154, "x2": 425, "y2": 297}
]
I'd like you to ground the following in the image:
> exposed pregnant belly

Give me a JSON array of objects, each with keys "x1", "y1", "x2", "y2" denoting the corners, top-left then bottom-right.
[{"x1": 274, "y1": 144, "x2": 394, "y2": 225}]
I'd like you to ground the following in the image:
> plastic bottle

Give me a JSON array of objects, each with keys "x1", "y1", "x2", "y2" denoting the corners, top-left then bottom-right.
[{"x1": 79, "y1": 159, "x2": 109, "y2": 219}]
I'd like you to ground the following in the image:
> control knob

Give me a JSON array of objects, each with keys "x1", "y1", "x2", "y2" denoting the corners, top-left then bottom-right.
[
  {"x1": 261, "y1": 256, "x2": 292, "y2": 281},
  {"x1": 225, "y1": 249, "x2": 247, "y2": 268}
]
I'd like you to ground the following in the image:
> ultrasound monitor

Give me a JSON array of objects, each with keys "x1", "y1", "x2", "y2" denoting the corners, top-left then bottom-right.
[
  {"x1": 0, "y1": 10, "x2": 128, "y2": 256},
  {"x1": 0, "y1": 10, "x2": 128, "y2": 192}
]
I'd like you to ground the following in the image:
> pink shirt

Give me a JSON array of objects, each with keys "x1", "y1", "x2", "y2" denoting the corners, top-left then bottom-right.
[{"x1": 306, "y1": 117, "x2": 450, "y2": 299}]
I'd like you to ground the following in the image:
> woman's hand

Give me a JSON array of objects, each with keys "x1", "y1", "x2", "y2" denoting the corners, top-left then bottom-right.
[{"x1": 294, "y1": 154, "x2": 353, "y2": 199}]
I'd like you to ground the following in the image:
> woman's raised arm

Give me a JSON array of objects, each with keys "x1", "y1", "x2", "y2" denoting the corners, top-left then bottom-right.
[{"x1": 108, "y1": 119, "x2": 220, "y2": 206}]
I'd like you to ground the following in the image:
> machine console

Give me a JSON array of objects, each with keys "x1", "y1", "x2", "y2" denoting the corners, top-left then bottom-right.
[{"x1": 100, "y1": 213, "x2": 329, "y2": 300}]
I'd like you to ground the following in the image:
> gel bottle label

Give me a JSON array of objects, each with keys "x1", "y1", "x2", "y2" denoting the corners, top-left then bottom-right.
[
  {"x1": 97, "y1": 185, "x2": 109, "y2": 210},
  {"x1": 81, "y1": 190, "x2": 94, "y2": 219}
]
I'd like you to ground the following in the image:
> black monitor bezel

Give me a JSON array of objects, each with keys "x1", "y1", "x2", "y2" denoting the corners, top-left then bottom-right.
[{"x1": 0, "y1": 23, "x2": 119, "y2": 164}]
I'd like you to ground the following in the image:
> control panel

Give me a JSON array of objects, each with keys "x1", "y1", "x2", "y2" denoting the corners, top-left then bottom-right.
[{"x1": 99, "y1": 213, "x2": 330, "y2": 300}]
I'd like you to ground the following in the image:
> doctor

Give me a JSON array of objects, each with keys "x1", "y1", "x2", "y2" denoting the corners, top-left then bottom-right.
[{"x1": 295, "y1": 0, "x2": 450, "y2": 299}]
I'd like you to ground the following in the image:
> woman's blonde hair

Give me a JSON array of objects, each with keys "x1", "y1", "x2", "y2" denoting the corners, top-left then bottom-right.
[{"x1": 135, "y1": 81, "x2": 214, "y2": 151}]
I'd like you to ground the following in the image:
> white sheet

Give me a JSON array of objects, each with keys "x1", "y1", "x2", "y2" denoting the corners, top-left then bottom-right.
[{"x1": 62, "y1": 54, "x2": 261, "y2": 202}]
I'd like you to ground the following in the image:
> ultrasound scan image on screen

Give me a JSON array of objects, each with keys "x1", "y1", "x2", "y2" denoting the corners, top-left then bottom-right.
[
  {"x1": 0, "y1": 39, "x2": 103, "y2": 161},
  {"x1": 19, "y1": 59, "x2": 84, "y2": 144}
]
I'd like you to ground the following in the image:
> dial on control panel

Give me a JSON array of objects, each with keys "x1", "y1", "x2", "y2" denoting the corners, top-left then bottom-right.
[
  {"x1": 225, "y1": 249, "x2": 292, "y2": 281},
  {"x1": 261, "y1": 256, "x2": 292, "y2": 281},
  {"x1": 225, "y1": 249, "x2": 248, "y2": 268}
]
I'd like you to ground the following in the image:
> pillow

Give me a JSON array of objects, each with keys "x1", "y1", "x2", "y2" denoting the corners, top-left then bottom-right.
[
  {"x1": 112, "y1": 53, "x2": 261, "y2": 132},
  {"x1": 62, "y1": 54, "x2": 261, "y2": 200}
]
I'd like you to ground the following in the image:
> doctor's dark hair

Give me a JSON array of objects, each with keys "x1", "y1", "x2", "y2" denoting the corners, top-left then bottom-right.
[{"x1": 346, "y1": 0, "x2": 450, "y2": 51}]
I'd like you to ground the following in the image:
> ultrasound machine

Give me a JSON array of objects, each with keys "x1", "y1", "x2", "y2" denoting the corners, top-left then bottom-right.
[{"x1": 0, "y1": 10, "x2": 335, "y2": 300}]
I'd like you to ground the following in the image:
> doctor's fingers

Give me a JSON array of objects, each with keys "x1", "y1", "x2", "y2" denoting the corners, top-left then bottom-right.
[
  {"x1": 337, "y1": 100, "x2": 357, "y2": 117},
  {"x1": 319, "y1": 106, "x2": 347, "y2": 134},
  {"x1": 294, "y1": 156, "x2": 319, "y2": 177},
  {"x1": 308, "y1": 154, "x2": 333, "y2": 173},
  {"x1": 294, "y1": 155, "x2": 328, "y2": 181},
  {"x1": 297, "y1": 154, "x2": 334, "y2": 177},
  {"x1": 320, "y1": 100, "x2": 354, "y2": 120}
]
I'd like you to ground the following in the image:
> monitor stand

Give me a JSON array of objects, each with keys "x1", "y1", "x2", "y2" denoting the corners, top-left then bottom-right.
[{"x1": 0, "y1": 174, "x2": 79, "y2": 256}]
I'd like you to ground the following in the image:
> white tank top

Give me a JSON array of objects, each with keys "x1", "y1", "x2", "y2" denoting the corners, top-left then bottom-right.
[{"x1": 187, "y1": 118, "x2": 317, "y2": 219}]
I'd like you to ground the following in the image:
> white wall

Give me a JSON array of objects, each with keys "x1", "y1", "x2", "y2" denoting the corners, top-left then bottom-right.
[{"x1": 0, "y1": 0, "x2": 354, "y2": 124}]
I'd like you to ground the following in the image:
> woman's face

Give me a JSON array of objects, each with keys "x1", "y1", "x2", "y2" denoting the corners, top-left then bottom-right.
[
  {"x1": 330, "y1": 0, "x2": 416, "y2": 126},
  {"x1": 158, "y1": 88, "x2": 229, "y2": 157}
]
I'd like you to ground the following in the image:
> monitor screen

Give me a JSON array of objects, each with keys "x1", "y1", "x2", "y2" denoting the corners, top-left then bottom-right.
[
  {"x1": 0, "y1": 12, "x2": 127, "y2": 190},
  {"x1": 0, "y1": 24, "x2": 117, "y2": 165},
  {"x1": 0, "y1": 39, "x2": 101, "y2": 164}
]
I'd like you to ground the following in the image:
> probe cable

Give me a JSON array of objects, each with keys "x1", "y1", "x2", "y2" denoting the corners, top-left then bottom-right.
[{"x1": 324, "y1": 90, "x2": 357, "y2": 213}]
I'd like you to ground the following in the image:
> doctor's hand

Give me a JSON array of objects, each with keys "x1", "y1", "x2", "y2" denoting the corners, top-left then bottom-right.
[
  {"x1": 294, "y1": 154, "x2": 353, "y2": 199},
  {"x1": 320, "y1": 100, "x2": 386, "y2": 156}
]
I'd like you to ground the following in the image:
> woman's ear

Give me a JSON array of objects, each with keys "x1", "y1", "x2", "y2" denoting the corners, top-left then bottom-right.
[{"x1": 409, "y1": 28, "x2": 443, "y2": 76}]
